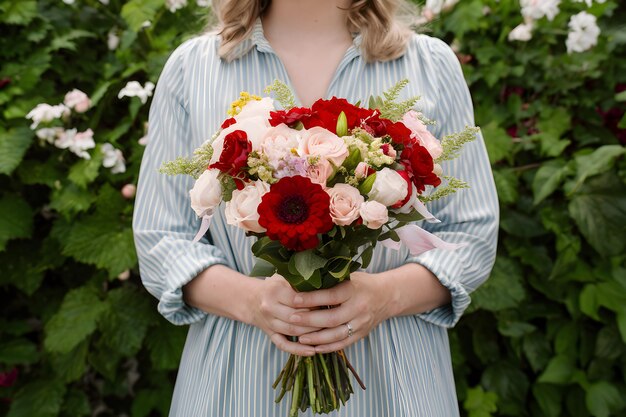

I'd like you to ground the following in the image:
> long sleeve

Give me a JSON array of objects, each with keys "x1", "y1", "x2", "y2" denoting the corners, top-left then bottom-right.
[
  {"x1": 407, "y1": 37, "x2": 499, "y2": 328},
  {"x1": 133, "y1": 38, "x2": 229, "y2": 326}
]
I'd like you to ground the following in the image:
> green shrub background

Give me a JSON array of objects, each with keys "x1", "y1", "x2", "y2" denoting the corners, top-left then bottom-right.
[{"x1": 0, "y1": 1, "x2": 625, "y2": 416}]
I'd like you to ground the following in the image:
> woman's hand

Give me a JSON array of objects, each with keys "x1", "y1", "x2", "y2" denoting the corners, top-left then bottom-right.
[
  {"x1": 250, "y1": 274, "x2": 322, "y2": 356},
  {"x1": 287, "y1": 271, "x2": 394, "y2": 353}
]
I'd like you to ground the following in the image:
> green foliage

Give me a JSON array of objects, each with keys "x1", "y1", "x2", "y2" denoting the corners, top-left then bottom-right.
[
  {"x1": 369, "y1": 79, "x2": 421, "y2": 121},
  {"x1": 264, "y1": 79, "x2": 296, "y2": 109},
  {"x1": 426, "y1": 1, "x2": 626, "y2": 416},
  {"x1": 159, "y1": 140, "x2": 213, "y2": 179}
]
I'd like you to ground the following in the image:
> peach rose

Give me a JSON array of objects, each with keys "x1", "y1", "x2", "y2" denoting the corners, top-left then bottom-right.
[
  {"x1": 306, "y1": 159, "x2": 334, "y2": 187},
  {"x1": 299, "y1": 126, "x2": 349, "y2": 167},
  {"x1": 359, "y1": 201, "x2": 389, "y2": 229},
  {"x1": 225, "y1": 180, "x2": 269, "y2": 233},
  {"x1": 327, "y1": 184, "x2": 364, "y2": 226}
]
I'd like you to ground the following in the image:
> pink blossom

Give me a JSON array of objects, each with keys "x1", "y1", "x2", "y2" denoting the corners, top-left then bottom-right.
[
  {"x1": 64, "y1": 89, "x2": 91, "y2": 113},
  {"x1": 401, "y1": 110, "x2": 443, "y2": 159}
]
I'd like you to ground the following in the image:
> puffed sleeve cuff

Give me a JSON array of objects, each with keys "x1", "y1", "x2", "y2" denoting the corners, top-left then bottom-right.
[
  {"x1": 406, "y1": 248, "x2": 472, "y2": 328},
  {"x1": 153, "y1": 243, "x2": 229, "y2": 326}
]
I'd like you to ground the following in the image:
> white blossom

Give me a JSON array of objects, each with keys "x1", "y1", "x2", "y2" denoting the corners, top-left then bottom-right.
[
  {"x1": 508, "y1": 21, "x2": 534, "y2": 42},
  {"x1": 36, "y1": 127, "x2": 63, "y2": 144},
  {"x1": 118, "y1": 81, "x2": 155, "y2": 104},
  {"x1": 99, "y1": 0, "x2": 110, "y2": 4},
  {"x1": 107, "y1": 29, "x2": 120, "y2": 50},
  {"x1": 26, "y1": 104, "x2": 69, "y2": 129},
  {"x1": 572, "y1": 0, "x2": 606, "y2": 7},
  {"x1": 62, "y1": 0, "x2": 75, "y2": 4},
  {"x1": 166, "y1": 0, "x2": 187, "y2": 12},
  {"x1": 424, "y1": 0, "x2": 459, "y2": 15},
  {"x1": 521, "y1": 0, "x2": 560, "y2": 21},
  {"x1": 101, "y1": 143, "x2": 126, "y2": 174},
  {"x1": 196, "y1": 0, "x2": 210, "y2": 6},
  {"x1": 55, "y1": 128, "x2": 95, "y2": 160},
  {"x1": 566, "y1": 11, "x2": 601, "y2": 53}
]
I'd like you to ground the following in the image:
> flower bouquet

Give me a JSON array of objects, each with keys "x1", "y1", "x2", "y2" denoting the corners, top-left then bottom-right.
[{"x1": 161, "y1": 80, "x2": 478, "y2": 416}]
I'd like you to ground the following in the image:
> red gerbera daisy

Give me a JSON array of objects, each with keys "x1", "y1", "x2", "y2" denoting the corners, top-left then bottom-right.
[{"x1": 257, "y1": 176, "x2": 333, "y2": 251}]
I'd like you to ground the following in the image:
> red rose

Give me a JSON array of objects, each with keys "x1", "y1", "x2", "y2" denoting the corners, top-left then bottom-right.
[
  {"x1": 221, "y1": 117, "x2": 236, "y2": 129},
  {"x1": 269, "y1": 107, "x2": 314, "y2": 127},
  {"x1": 384, "y1": 121, "x2": 414, "y2": 146},
  {"x1": 400, "y1": 144, "x2": 441, "y2": 193},
  {"x1": 257, "y1": 176, "x2": 333, "y2": 251},
  {"x1": 209, "y1": 130, "x2": 252, "y2": 189},
  {"x1": 310, "y1": 97, "x2": 376, "y2": 132}
]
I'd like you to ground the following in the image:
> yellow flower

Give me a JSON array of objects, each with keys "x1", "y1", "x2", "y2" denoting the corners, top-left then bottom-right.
[{"x1": 227, "y1": 91, "x2": 262, "y2": 117}]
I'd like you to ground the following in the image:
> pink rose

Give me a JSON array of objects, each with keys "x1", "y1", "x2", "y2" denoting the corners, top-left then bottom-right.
[
  {"x1": 401, "y1": 110, "x2": 443, "y2": 159},
  {"x1": 326, "y1": 184, "x2": 364, "y2": 226},
  {"x1": 64, "y1": 89, "x2": 91, "y2": 113},
  {"x1": 306, "y1": 159, "x2": 334, "y2": 187},
  {"x1": 359, "y1": 201, "x2": 388, "y2": 229},
  {"x1": 299, "y1": 126, "x2": 349, "y2": 167},
  {"x1": 225, "y1": 180, "x2": 269, "y2": 233},
  {"x1": 354, "y1": 162, "x2": 373, "y2": 180}
]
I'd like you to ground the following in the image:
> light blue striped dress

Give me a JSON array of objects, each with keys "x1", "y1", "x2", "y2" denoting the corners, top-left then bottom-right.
[{"x1": 133, "y1": 19, "x2": 499, "y2": 417}]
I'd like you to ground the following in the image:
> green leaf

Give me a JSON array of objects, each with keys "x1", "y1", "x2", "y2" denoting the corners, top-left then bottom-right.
[
  {"x1": 132, "y1": 388, "x2": 172, "y2": 417},
  {"x1": 617, "y1": 311, "x2": 626, "y2": 344},
  {"x1": 472, "y1": 257, "x2": 525, "y2": 311},
  {"x1": 7, "y1": 380, "x2": 66, "y2": 417},
  {"x1": 463, "y1": 386, "x2": 498, "y2": 417},
  {"x1": 0, "y1": 0, "x2": 37, "y2": 25},
  {"x1": 49, "y1": 183, "x2": 96, "y2": 217},
  {"x1": 492, "y1": 169, "x2": 518, "y2": 205},
  {"x1": 482, "y1": 121, "x2": 513, "y2": 164},
  {"x1": 536, "y1": 108, "x2": 571, "y2": 157},
  {"x1": 532, "y1": 159, "x2": 568, "y2": 204},
  {"x1": 481, "y1": 362, "x2": 528, "y2": 416},
  {"x1": 62, "y1": 214, "x2": 137, "y2": 277},
  {"x1": 532, "y1": 384, "x2": 563, "y2": 417},
  {"x1": 523, "y1": 332, "x2": 551, "y2": 373},
  {"x1": 0, "y1": 338, "x2": 39, "y2": 365},
  {"x1": 585, "y1": 381, "x2": 625, "y2": 417},
  {"x1": 293, "y1": 250, "x2": 327, "y2": 280},
  {"x1": 100, "y1": 286, "x2": 156, "y2": 356},
  {"x1": 571, "y1": 145, "x2": 625, "y2": 190},
  {"x1": 50, "y1": 340, "x2": 88, "y2": 383},
  {"x1": 121, "y1": 0, "x2": 165, "y2": 32},
  {"x1": 62, "y1": 390, "x2": 91, "y2": 417},
  {"x1": 68, "y1": 152, "x2": 103, "y2": 188},
  {"x1": 44, "y1": 286, "x2": 108, "y2": 354},
  {"x1": 615, "y1": 91, "x2": 626, "y2": 102},
  {"x1": 146, "y1": 322, "x2": 187, "y2": 370},
  {"x1": 250, "y1": 258, "x2": 277, "y2": 277},
  {"x1": 0, "y1": 127, "x2": 33, "y2": 175},
  {"x1": 0, "y1": 195, "x2": 33, "y2": 251},
  {"x1": 538, "y1": 355, "x2": 575, "y2": 384},
  {"x1": 568, "y1": 174, "x2": 626, "y2": 257},
  {"x1": 48, "y1": 29, "x2": 95, "y2": 52}
]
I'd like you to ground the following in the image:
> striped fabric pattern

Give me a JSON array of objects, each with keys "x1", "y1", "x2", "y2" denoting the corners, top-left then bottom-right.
[{"x1": 133, "y1": 19, "x2": 499, "y2": 417}]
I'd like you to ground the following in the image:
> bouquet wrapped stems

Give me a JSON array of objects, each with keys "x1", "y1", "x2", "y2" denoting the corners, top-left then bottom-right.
[{"x1": 273, "y1": 339, "x2": 365, "y2": 417}]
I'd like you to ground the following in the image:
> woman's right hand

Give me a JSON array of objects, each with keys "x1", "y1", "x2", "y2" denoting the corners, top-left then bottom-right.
[{"x1": 250, "y1": 274, "x2": 321, "y2": 356}]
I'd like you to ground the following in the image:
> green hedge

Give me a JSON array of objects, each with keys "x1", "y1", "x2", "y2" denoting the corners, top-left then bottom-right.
[{"x1": 0, "y1": 1, "x2": 624, "y2": 416}]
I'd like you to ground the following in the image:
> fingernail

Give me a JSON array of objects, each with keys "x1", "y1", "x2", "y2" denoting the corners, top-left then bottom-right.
[
  {"x1": 305, "y1": 350, "x2": 315, "y2": 356},
  {"x1": 291, "y1": 314, "x2": 301, "y2": 323},
  {"x1": 294, "y1": 296, "x2": 303, "y2": 305},
  {"x1": 299, "y1": 337, "x2": 310, "y2": 344}
]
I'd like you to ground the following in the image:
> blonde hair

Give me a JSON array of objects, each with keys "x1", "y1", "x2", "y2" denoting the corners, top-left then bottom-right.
[{"x1": 211, "y1": 0, "x2": 414, "y2": 63}]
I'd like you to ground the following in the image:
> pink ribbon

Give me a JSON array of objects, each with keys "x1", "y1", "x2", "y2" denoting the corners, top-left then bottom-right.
[{"x1": 382, "y1": 224, "x2": 466, "y2": 256}]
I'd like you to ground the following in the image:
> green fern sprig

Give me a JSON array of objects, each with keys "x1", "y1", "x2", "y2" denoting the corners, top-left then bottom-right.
[
  {"x1": 159, "y1": 141, "x2": 213, "y2": 179},
  {"x1": 436, "y1": 126, "x2": 480, "y2": 163},
  {"x1": 369, "y1": 79, "x2": 421, "y2": 121},
  {"x1": 264, "y1": 79, "x2": 296, "y2": 110},
  {"x1": 419, "y1": 176, "x2": 469, "y2": 203}
]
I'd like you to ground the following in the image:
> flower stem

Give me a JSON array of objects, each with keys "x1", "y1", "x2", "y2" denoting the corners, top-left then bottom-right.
[
  {"x1": 305, "y1": 357, "x2": 316, "y2": 412},
  {"x1": 290, "y1": 362, "x2": 305, "y2": 417}
]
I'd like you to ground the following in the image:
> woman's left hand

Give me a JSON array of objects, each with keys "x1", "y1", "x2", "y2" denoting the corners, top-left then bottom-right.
[{"x1": 288, "y1": 271, "x2": 394, "y2": 353}]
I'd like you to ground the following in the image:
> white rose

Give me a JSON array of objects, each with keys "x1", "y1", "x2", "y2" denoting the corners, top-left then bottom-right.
[
  {"x1": 225, "y1": 180, "x2": 269, "y2": 233},
  {"x1": 359, "y1": 201, "x2": 388, "y2": 230},
  {"x1": 299, "y1": 126, "x2": 349, "y2": 167},
  {"x1": 189, "y1": 169, "x2": 222, "y2": 217},
  {"x1": 327, "y1": 184, "x2": 364, "y2": 226},
  {"x1": 367, "y1": 168, "x2": 408, "y2": 207},
  {"x1": 235, "y1": 97, "x2": 275, "y2": 121}
]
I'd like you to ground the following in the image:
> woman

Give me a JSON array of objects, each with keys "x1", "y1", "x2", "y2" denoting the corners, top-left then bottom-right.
[{"x1": 133, "y1": 0, "x2": 499, "y2": 415}]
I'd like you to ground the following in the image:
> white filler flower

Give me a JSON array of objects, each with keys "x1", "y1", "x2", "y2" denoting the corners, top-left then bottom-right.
[
  {"x1": 101, "y1": 143, "x2": 127, "y2": 174},
  {"x1": 508, "y1": 21, "x2": 534, "y2": 42},
  {"x1": 118, "y1": 81, "x2": 155, "y2": 104},
  {"x1": 566, "y1": 11, "x2": 601, "y2": 53},
  {"x1": 521, "y1": 0, "x2": 561, "y2": 21}
]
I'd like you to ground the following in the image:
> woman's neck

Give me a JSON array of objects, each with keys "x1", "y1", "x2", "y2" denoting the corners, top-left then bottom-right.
[{"x1": 262, "y1": 0, "x2": 352, "y2": 46}]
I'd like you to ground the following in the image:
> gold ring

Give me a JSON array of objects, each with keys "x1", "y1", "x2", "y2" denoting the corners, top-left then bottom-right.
[{"x1": 345, "y1": 322, "x2": 354, "y2": 338}]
